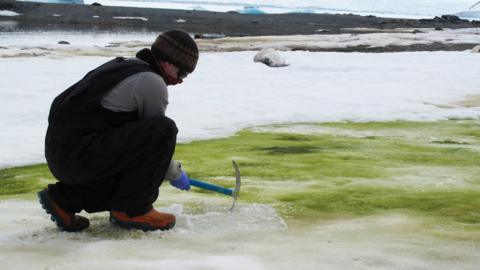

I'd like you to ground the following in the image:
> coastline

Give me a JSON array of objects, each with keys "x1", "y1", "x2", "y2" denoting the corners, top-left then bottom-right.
[
  {"x1": 2, "y1": 1, "x2": 479, "y2": 52},
  {"x1": 1, "y1": 1, "x2": 479, "y2": 36}
]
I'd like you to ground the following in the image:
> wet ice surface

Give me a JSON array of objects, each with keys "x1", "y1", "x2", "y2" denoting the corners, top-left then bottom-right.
[
  {"x1": 1, "y1": 201, "x2": 286, "y2": 242},
  {"x1": 1, "y1": 200, "x2": 479, "y2": 270}
]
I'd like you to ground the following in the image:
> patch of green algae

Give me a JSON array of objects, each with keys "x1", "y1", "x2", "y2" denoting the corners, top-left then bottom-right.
[
  {"x1": 0, "y1": 164, "x2": 52, "y2": 197},
  {"x1": 1, "y1": 120, "x2": 480, "y2": 239}
]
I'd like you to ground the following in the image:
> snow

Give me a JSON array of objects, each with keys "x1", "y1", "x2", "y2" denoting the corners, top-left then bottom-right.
[
  {"x1": 1, "y1": 30, "x2": 480, "y2": 168},
  {"x1": 112, "y1": 16, "x2": 149, "y2": 21},
  {"x1": 0, "y1": 10, "x2": 22, "y2": 16}
]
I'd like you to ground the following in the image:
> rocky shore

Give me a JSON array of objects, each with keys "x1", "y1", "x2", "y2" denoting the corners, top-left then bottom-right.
[
  {"x1": 1, "y1": 0, "x2": 479, "y2": 52},
  {"x1": 1, "y1": 0, "x2": 479, "y2": 35}
]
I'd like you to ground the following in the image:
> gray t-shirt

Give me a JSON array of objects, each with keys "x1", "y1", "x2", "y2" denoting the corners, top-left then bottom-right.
[
  {"x1": 101, "y1": 58, "x2": 182, "y2": 180},
  {"x1": 101, "y1": 59, "x2": 168, "y2": 119}
]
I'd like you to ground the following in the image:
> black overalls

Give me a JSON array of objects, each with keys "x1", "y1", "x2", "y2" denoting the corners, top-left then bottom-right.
[{"x1": 45, "y1": 56, "x2": 177, "y2": 217}]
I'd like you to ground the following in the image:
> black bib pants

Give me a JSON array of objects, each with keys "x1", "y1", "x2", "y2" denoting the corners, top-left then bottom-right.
[{"x1": 45, "y1": 57, "x2": 177, "y2": 217}]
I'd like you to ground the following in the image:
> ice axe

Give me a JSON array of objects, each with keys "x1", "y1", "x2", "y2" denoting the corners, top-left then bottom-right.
[{"x1": 189, "y1": 160, "x2": 241, "y2": 211}]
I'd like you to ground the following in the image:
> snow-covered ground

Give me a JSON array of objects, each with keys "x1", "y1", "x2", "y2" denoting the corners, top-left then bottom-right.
[
  {"x1": 1, "y1": 30, "x2": 480, "y2": 168},
  {"x1": 1, "y1": 28, "x2": 480, "y2": 270}
]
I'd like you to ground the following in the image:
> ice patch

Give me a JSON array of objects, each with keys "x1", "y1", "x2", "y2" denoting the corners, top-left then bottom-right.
[
  {"x1": 0, "y1": 200, "x2": 286, "y2": 245},
  {"x1": 112, "y1": 16, "x2": 148, "y2": 21},
  {"x1": 0, "y1": 10, "x2": 21, "y2": 16},
  {"x1": 171, "y1": 203, "x2": 288, "y2": 235}
]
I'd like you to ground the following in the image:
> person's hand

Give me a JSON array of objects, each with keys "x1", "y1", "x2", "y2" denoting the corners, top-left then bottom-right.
[{"x1": 169, "y1": 170, "x2": 190, "y2": 190}]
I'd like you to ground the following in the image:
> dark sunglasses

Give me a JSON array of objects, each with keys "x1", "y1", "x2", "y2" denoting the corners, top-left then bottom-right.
[{"x1": 177, "y1": 69, "x2": 189, "y2": 80}]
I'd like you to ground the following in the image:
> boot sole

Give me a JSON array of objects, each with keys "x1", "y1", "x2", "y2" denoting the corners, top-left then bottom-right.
[
  {"x1": 37, "y1": 189, "x2": 86, "y2": 232},
  {"x1": 109, "y1": 215, "x2": 175, "y2": 232}
]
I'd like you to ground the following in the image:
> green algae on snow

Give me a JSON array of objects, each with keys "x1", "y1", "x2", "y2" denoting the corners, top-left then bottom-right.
[
  {"x1": 0, "y1": 164, "x2": 52, "y2": 196},
  {"x1": 1, "y1": 120, "x2": 480, "y2": 231}
]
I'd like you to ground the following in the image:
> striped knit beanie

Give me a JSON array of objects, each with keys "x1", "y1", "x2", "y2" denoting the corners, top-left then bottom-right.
[{"x1": 151, "y1": 30, "x2": 199, "y2": 73}]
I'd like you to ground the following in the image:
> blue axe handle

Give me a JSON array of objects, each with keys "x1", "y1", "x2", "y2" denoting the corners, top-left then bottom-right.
[{"x1": 189, "y1": 178, "x2": 233, "y2": 196}]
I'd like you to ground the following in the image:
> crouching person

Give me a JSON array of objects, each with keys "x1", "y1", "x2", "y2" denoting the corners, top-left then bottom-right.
[{"x1": 38, "y1": 30, "x2": 198, "y2": 232}]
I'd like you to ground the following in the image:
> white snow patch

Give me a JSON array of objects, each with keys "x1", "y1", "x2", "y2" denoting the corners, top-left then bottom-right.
[
  {"x1": 254, "y1": 48, "x2": 289, "y2": 67},
  {"x1": 2, "y1": 51, "x2": 480, "y2": 167},
  {"x1": 112, "y1": 16, "x2": 148, "y2": 21},
  {"x1": 0, "y1": 10, "x2": 21, "y2": 16},
  {"x1": 175, "y1": 19, "x2": 187, "y2": 23}
]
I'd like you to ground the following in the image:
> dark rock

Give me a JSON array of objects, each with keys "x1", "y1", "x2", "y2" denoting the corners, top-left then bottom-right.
[
  {"x1": 91, "y1": 2, "x2": 102, "y2": 6},
  {"x1": 435, "y1": 26, "x2": 443, "y2": 31},
  {"x1": 412, "y1": 29, "x2": 423, "y2": 34},
  {"x1": 58, "y1": 40, "x2": 70, "y2": 45},
  {"x1": 440, "y1": 15, "x2": 465, "y2": 23},
  {"x1": 420, "y1": 15, "x2": 467, "y2": 24},
  {"x1": 0, "y1": 0, "x2": 16, "y2": 8}
]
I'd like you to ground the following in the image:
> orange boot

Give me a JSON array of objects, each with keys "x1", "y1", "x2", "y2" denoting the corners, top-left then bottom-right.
[
  {"x1": 110, "y1": 209, "x2": 176, "y2": 231},
  {"x1": 37, "y1": 189, "x2": 90, "y2": 232}
]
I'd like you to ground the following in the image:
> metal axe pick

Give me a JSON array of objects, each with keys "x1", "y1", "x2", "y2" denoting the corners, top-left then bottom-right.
[{"x1": 188, "y1": 160, "x2": 241, "y2": 211}]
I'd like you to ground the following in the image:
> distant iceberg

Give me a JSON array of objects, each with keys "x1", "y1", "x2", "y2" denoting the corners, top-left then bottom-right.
[
  {"x1": 455, "y1": 10, "x2": 480, "y2": 20},
  {"x1": 238, "y1": 6, "x2": 265, "y2": 14}
]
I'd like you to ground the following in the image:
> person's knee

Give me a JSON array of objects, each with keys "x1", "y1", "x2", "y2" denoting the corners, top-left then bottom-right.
[{"x1": 149, "y1": 116, "x2": 178, "y2": 139}]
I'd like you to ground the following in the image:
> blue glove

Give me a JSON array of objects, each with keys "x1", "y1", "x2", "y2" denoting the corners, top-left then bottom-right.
[{"x1": 170, "y1": 170, "x2": 190, "y2": 191}]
